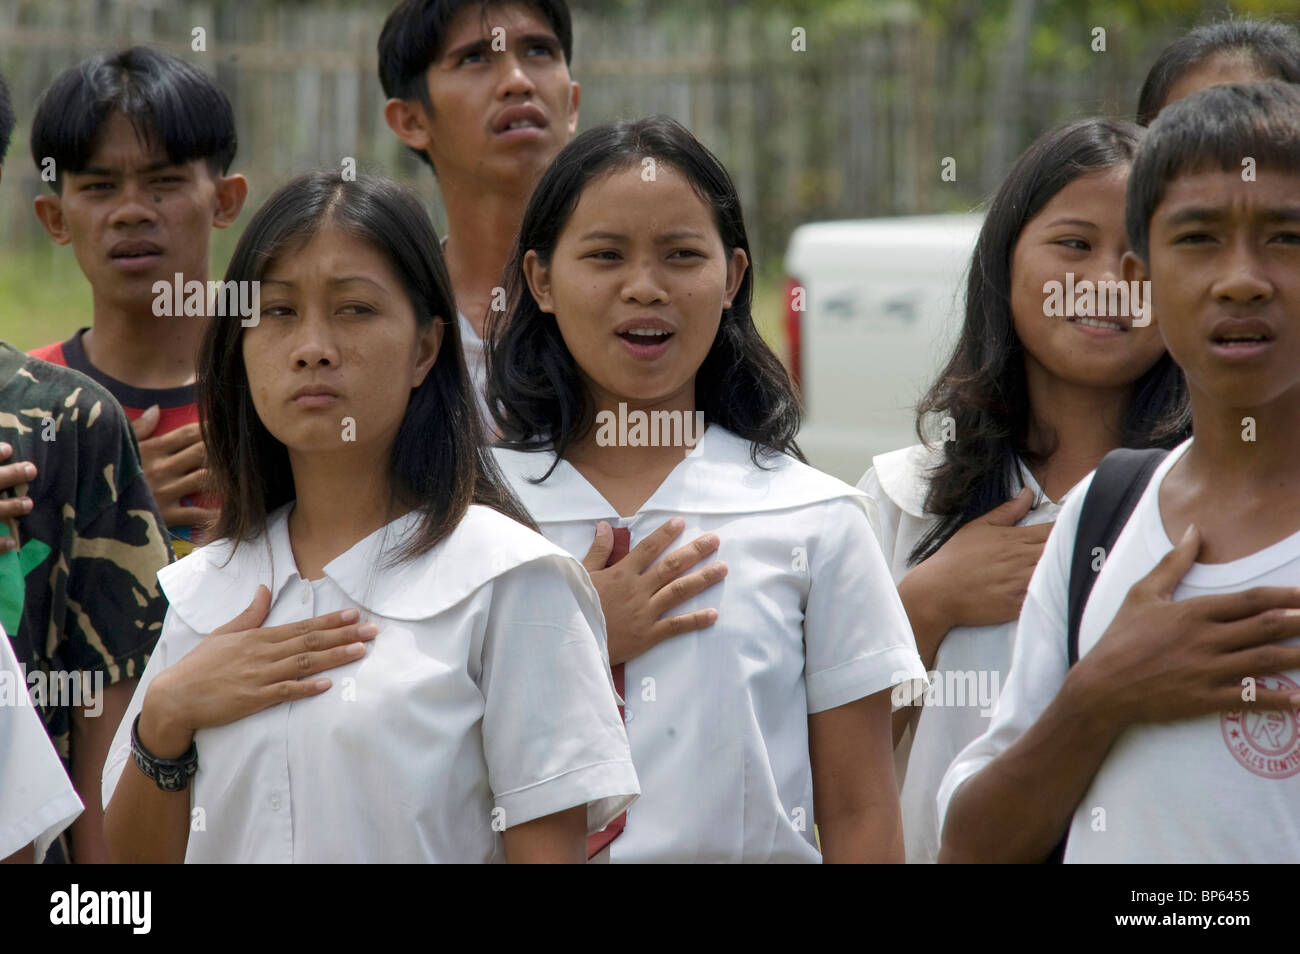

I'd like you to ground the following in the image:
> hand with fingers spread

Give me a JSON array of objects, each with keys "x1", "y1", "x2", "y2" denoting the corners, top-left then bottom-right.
[
  {"x1": 940, "y1": 521, "x2": 1300, "y2": 863},
  {"x1": 136, "y1": 585, "x2": 378, "y2": 758},
  {"x1": 0, "y1": 442, "x2": 36, "y2": 551},
  {"x1": 1072, "y1": 523, "x2": 1300, "y2": 726},
  {"x1": 131, "y1": 406, "x2": 218, "y2": 532},
  {"x1": 581, "y1": 516, "x2": 726, "y2": 666}
]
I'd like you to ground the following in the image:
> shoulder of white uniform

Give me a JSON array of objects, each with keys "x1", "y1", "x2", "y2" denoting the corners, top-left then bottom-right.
[{"x1": 864, "y1": 442, "x2": 944, "y2": 519}]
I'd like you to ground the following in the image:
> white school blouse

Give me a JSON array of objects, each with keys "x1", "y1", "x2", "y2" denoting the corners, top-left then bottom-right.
[
  {"x1": 938, "y1": 438, "x2": 1300, "y2": 862},
  {"x1": 101, "y1": 504, "x2": 639, "y2": 863},
  {"x1": 858, "y1": 443, "x2": 1069, "y2": 864},
  {"x1": 0, "y1": 624, "x2": 83, "y2": 860},
  {"x1": 492, "y1": 426, "x2": 928, "y2": 863}
]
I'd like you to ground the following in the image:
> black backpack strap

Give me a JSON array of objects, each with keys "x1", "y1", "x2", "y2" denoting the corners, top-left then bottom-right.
[
  {"x1": 1065, "y1": 448, "x2": 1169, "y2": 666},
  {"x1": 1044, "y1": 447, "x2": 1168, "y2": 864}
]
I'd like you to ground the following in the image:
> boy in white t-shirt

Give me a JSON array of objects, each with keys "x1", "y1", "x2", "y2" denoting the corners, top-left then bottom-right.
[{"x1": 940, "y1": 80, "x2": 1300, "y2": 862}]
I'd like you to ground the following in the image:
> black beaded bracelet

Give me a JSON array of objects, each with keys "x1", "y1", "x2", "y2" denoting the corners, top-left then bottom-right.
[{"x1": 129, "y1": 713, "x2": 199, "y2": 792}]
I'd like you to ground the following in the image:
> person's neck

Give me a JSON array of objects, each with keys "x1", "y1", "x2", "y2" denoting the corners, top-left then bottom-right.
[
  {"x1": 438, "y1": 171, "x2": 535, "y2": 339},
  {"x1": 565, "y1": 387, "x2": 701, "y2": 516},
  {"x1": 1179, "y1": 388, "x2": 1300, "y2": 498},
  {"x1": 84, "y1": 290, "x2": 207, "y2": 390},
  {"x1": 1023, "y1": 361, "x2": 1131, "y2": 502},
  {"x1": 286, "y1": 449, "x2": 406, "y2": 580}
]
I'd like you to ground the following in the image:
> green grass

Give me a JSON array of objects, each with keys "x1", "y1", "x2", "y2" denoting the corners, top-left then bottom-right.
[
  {"x1": 0, "y1": 246, "x2": 94, "y2": 352},
  {"x1": 750, "y1": 264, "x2": 785, "y2": 356}
]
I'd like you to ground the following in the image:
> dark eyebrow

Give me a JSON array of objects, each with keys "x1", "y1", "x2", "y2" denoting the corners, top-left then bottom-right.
[
  {"x1": 577, "y1": 230, "x2": 709, "y2": 243},
  {"x1": 1043, "y1": 218, "x2": 1098, "y2": 230},
  {"x1": 1162, "y1": 205, "x2": 1300, "y2": 226},
  {"x1": 519, "y1": 32, "x2": 560, "y2": 48},
  {"x1": 1163, "y1": 206, "x2": 1224, "y2": 226},
  {"x1": 257, "y1": 277, "x2": 386, "y2": 289},
  {"x1": 330, "y1": 276, "x2": 385, "y2": 289},
  {"x1": 74, "y1": 159, "x2": 181, "y2": 178},
  {"x1": 444, "y1": 38, "x2": 491, "y2": 62},
  {"x1": 445, "y1": 30, "x2": 559, "y2": 62}
]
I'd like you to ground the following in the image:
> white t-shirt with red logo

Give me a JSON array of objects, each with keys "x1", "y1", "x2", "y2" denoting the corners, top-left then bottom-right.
[{"x1": 938, "y1": 437, "x2": 1300, "y2": 862}]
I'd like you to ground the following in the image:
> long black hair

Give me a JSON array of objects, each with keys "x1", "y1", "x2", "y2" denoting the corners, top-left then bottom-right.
[
  {"x1": 486, "y1": 115, "x2": 801, "y2": 477},
  {"x1": 198, "y1": 171, "x2": 533, "y2": 564},
  {"x1": 1137, "y1": 17, "x2": 1300, "y2": 125},
  {"x1": 908, "y1": 119, "x2": 1191, "y2": 567}
]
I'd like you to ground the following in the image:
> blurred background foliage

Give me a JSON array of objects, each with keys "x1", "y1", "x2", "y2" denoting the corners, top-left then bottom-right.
[{"x1": 0, "y1": 0, "x2": 1296, "y2": 350}]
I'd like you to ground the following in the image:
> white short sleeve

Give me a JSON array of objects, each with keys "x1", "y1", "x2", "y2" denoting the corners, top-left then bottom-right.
[
  {"x1": 478, "y1": 555, "x2": 639, "y2": 833},
  {"x1": 856, "y1": 466, "x2": 901, "y2": 567},
  {"x1": 934, "y1": 469, "x2": 1093, "y2": 830},
  {"x1": 0, "y1": 631, "x2": 83, "y2": 859},
  {"x1": 804, "y1": 497, "x2": 928, "y2": 713}
]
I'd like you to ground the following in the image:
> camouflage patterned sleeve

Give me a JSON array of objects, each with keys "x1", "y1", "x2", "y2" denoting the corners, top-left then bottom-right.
[{"x1": 60, "y1": 394, "x2": 172, "y2": 686}]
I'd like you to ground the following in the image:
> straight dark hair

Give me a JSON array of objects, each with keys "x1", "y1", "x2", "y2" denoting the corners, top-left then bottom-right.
[
  {"x1": 1137, "y1": 17, "x2": 1300, "y2": 125},
  {"x1": 30, "y1": 46, "x2": 236, "y2": 192},
  {"x1": 378, "y1": 0, "x2": 573, "y2": 171},
  {"x1": 486, "y1": 115, "x2": 802, "y2": 478},
  {"x1": 1128, "y1": 80, "x2": 1300, "y2": 263},
  {"x1": 198, "y1": 171, "x2": 534, "y2": 565},
  {"x1": 909, "y1": 118, "x2": 1191, "y2": 567}
]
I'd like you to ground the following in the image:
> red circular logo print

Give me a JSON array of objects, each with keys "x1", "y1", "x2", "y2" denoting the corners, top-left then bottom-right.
[{"x1": 1221, "y1": 674, "x2": 1300, "y2": 779}]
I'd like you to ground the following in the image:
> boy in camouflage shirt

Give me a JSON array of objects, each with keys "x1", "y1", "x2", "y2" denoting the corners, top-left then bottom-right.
[{"x1": 0, "y1": 75, "x2": 170, "y2": 863}]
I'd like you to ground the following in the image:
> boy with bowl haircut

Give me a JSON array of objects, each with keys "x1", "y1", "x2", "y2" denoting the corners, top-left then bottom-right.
[{"x1": 29, "y1": 46, "x2": 248, "y2": 556}]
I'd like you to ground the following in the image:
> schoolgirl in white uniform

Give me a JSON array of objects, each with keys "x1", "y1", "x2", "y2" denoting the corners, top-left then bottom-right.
[
  {"x1": 858, "y1": 119, "x2": 1190, "y2": 862},
  {"x1": 101, "y1": 172, "x2": 638, "y2": 863},
  {"x1": 485, "y1": 116, "x2": 927, "y2": 863}
]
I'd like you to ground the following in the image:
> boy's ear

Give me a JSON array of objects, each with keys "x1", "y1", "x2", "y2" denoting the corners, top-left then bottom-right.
[
  {"x1": 1121, "y1": 250, "x2": 1148, "y2": 285},
  {"x1": 384, "y1": 97, "x2": 433, "y2": 155},
  {"x1": 522, "y1": 249, "x2": 555, "y2": 314},
  {"x1": 212, "y1": 173, "x2": 249, "y2": 229},
  {"x1": 1121, "y1": 250, "x2": 1154, "y2": 327},
  {"x1": 723, "y1": 247, "x2": 749, "y2": 309},
  {"x1": 566, "y1": 81, "x2": 581, "y2": 138},
  {"x1": 411, "y1": 316, "x2": 444, "y2": 388},
  {"x1": 33, "y1": 193, "x2": 71, "y2": 246}
]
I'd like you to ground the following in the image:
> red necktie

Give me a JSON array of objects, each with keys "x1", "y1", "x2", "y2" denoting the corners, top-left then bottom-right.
[{"x1": 586, "y1": 525, "x2": 631, "y2": 860}]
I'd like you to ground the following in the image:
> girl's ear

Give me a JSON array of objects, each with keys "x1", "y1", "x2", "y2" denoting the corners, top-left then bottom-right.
[
  {"x1": 723, "y1": 247, "x2": 750, "y2": 309},
  {"x1": 522, "y1": 249, "x2": 556, "y2": 314},
  {"x1": 410, "y1": 316, "x2": 444, "y2": 388}
]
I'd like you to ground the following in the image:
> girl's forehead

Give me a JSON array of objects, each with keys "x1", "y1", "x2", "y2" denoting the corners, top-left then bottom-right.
[
  {"x1": 259, "y1": 227, "x2": 399, "y2": 286},
  {"x1": 564, "y1": 164, "x2": 718, "y2": 230}
]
